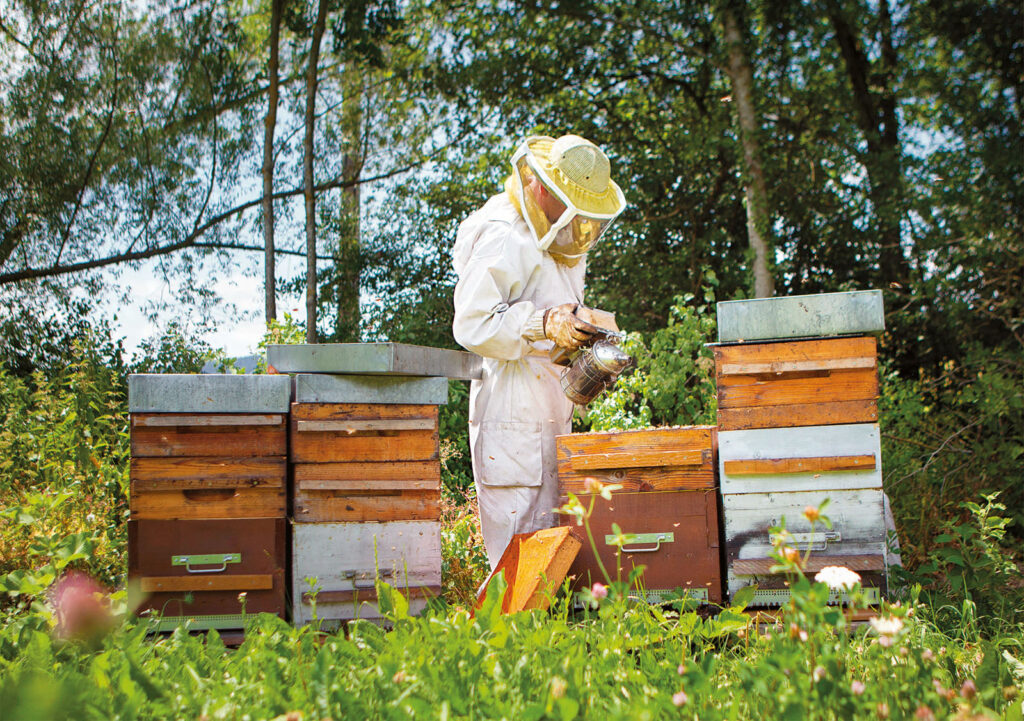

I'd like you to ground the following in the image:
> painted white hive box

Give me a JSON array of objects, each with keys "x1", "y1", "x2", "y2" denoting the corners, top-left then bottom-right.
[
  {"x1": 718, "y1": 423, "x2": 882, "y2": 494},
  {"x1": 722, "y1": 488, "x2": 887, "y2": 596},
  {"x1": 291, "y1": 521, "x2": 441, "y2": 625}
]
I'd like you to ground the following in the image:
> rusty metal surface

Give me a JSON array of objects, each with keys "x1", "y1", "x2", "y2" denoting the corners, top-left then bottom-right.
[
  {"x1": 560, "y1": 490, "x2": 723, "y2": 603},
  {"x1": 128, "y1": 519, "x2": 286, "y2": 618}
]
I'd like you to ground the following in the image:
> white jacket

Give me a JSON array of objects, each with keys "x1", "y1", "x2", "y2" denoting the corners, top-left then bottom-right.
[{"x1": 452, "y1": 193, "x2": 585, "y2": 569}]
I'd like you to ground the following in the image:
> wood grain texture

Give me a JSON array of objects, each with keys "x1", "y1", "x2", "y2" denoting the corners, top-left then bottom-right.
[
  {"x1": 557, "y1": 489, "x2": 723, "y2": 603},
  {"x1": 293, "y1": 491, "x2": 440, "y2": 522},
  {"x1": 140, "y1": 574, "x2": 273, "y2": 592},
  {"x1": 723, "y1": 454, "x2": 876, "y2": 475},
  {"x1": 557, "y1": 426, "x2": 716, "y2": 493},
  {"x1": 131, "y1": 457, "x2": 286, "y2": 491},
  {"x1": 130, "y1": 487, "x2": 285, "y2": 520},
  {"x1": 293, "y1": 461, "x2": 440, "y2": 484},
  {"x1": 714, "y1": 337, "x2": 878, "y2": 430},
  {"x1": 302, "y1": 585, "x2": 441, "y2": 604},
  {"x1": 474, "y1": 526, "x2": 582, "y2": 614},
  {"x1": 295, "y1": 418, "x2": 435, "y2": 432},
  {"x1": 132, "y1": 414, "x2": 285, "y2": 427},
  {"x1": 717, "y1": 400, "x2": 879, "y2": 431},
  {"x1": 291, "y1": 403, "x2": 439, "y2": 422},
  {"x1": 131, "y1": 424, "x2": 287, "y2": 458},
  {"x1": 290, "y1": 430, "x2": 439, "y2": 463}
]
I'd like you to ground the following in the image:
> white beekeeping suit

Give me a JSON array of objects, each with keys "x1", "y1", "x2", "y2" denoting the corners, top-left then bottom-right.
[{"x1": 452, "y1": 135, "x2": 626, "y2": 569}]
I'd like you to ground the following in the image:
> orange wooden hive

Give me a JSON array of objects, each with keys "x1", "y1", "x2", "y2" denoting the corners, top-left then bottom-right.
[
  {"x1": 556, "y1": 426, "x2": 723, "y2": 604},
  {"x1": 474, "y1": 526, "x2": 582, "y2": 614},
  {"x1": 290, "y1": 402, "x2": 441, "y2": 523},
  {"x1": 713, "y1": 336, "x2": 879, "y2": 432}
]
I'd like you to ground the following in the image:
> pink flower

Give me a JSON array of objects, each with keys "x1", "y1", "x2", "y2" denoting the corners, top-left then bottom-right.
[
  {"x1": 851, "y1": 680, "x2": 866, "y2": 695},
  {"x1": 960, "y1": 680, "x2": 977, "y2": 699},
  {"x1": 591, "y1": 582, "x2": 608, "y2": 601},
  {"x1": 50, "y1": 571, "x2": 112, "y2": 641},
  {"x1": 914, "y1": 706, "x2": 935, "y2": 721},
  {"x1": 672, "y1": 690, "x2": 688, "y2": 707}
]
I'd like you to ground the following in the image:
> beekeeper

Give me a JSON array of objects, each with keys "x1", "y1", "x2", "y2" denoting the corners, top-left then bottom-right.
[{"x1": 452, "y1": 134, "x2": 627, "y2": 570}]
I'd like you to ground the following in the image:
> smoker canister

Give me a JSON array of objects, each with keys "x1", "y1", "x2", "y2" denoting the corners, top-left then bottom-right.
[{"x1": 560, "y1": 340, "x2": 633, "y2": 406}]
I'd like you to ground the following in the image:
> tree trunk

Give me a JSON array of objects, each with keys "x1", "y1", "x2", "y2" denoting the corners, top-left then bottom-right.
[
  {"x1": 262, "y1": 0, "x2": 283, "y2": 326},
  {"x1": 303, "y1": 0, "x2": 329, "y2": 344},
  {"x1": 721, "y1": 0, "x2": 775, "y2": 298},
  {"x1": 335, "y1": 64, "x2": 364, "y2": 342},
  {"x1": 826, "y1": 0, "x2": 907, "y2": 286}
]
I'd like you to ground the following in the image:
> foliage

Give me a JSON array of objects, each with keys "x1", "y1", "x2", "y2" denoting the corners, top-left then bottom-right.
[
  {"x1": 585, "y1": 290, "x2": 719, "y2": 432},
  {"x1": 439, "y1": 485, "x2": 489, "y2": 608},
  {"x1": 130, "y1": 320, "x2": 237, "y2": 374},
  {"x1": 256, "y1": 311, "x2": 306, "y2": 373},
  {"x1": 0, "y1": 340, "x2": 129, "y2": 619}
]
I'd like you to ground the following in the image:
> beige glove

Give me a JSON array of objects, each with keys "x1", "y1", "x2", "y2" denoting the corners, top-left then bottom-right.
[{"x1": 543, "y1": 303, "x2": 600, "y2": 349}]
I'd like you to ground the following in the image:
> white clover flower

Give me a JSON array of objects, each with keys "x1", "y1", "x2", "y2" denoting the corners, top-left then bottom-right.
[
  {"x1": 814, "y1": 565, "x2": 861, "y2": 590},
  {"x1": 869, "y1": 615, "x2": 904, "y2": 637}
]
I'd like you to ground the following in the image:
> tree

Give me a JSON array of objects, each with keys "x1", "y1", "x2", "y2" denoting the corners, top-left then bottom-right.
[
  {"x1": 303, "y1": 0, "x2": 330, "y2": 344},
  {"x1": 262, "y1": 0, "x2": 285, "y2": 325}
]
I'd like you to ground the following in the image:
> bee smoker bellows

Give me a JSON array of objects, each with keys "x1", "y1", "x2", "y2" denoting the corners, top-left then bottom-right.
[{"x1": 560, "y1": 340, "x2": 633, "y2": 405}]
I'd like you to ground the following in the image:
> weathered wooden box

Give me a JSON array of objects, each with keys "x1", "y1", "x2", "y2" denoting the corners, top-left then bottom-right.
[
  {"x1": 713, "y1": 336, "x2": 879, "y2": 431},
  {"x1": 128, "y1": 375, "x2": 290, "y2": 521},
  {"x1": 722, "y1": 488, "x2": 887, "y2": 603},
  {"x1": 128, "y1": 518, "x2": 287, "y2": 631},
  {"x1": 559, "y1": 490, "x2": 723, "y2": 604},
  {"x1": 556, "y1": 426, "x2": 717, "y2": 494},
  {"x1": 718, "y1": 424, "x2": 882, "y2": 495},
  {"x1": 290, "y1": 403, "x2": 441, "y2": 523},
  {"x1": 716, "y1": 290, "x2": 885, "y2": 343},
  {"x1": 291, "y1": 521, "x2": 441, "y2": 626}
]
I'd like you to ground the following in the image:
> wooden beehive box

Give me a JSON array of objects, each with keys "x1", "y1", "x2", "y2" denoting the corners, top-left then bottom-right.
[
  {"x1": 556, "y1": 425, "x2": 716, "y2": 493},
  {"x1": 474, "y1": 526, "x2": 582, "y2": 614},
  {"x1": 128, "y1": 375, "x2": 290, "y2": 520},
  {"x1": 290, "y1": 375, "x2": 447, "y2": 524},
  {"x1": 713, "y1": 336, "x2": 879, "y2": 432},
  {"x1": 128, "y1": 518, "x2": 287, "y2": 631},
  {"x1": 556, "y1": 426, "x2": 723, "y2": 604},
  {"x1": 291, "y1": 521, "x2": 441, "y2": 626}
]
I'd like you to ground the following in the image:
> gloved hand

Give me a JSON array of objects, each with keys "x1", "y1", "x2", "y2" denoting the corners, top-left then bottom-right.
[{"x1": 543, "y1": 303, "x2": 600, "y2": 349}]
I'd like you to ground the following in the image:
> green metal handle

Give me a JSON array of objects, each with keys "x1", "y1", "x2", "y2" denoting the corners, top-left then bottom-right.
[
  {"x1": 605, "y1": 532, "x2": 674, "y2": 553},
  {"x1": 172, "y1": 553, "x2": 242, "y2": 574}
]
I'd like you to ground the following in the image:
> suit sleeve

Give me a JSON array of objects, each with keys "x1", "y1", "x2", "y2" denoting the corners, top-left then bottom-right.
[{"x1": 452, "y1": 219, "x2": 546, "y2": 361}]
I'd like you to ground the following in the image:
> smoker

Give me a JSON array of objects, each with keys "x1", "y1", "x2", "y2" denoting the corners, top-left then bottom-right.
[{"x1": 550, "y1": 307, "x2": 633, "y2": 406}]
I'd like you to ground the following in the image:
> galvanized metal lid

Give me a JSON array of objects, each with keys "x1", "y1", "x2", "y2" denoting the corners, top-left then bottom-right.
[
  {"x1": 267, "y1": 342, "x2": 482, "y2": 380},
  {"x1": 293, "y1": 374, "x2": 449, "y2": 405},
  {"x1": 716, "y1": 290, "x2": 884, "y2": 343},
  {"x1": 128, "y1": 374, "x2": 292, "y2": 413}
]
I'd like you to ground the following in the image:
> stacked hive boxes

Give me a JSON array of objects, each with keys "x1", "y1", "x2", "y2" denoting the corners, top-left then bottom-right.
[
  {"x1": 127, "y1": 374, "x2": 291, "y2": 632},
  {"x1": 267, "y1": 343, "x2": 481, "y2": 627},
  {"x1": 556, "y1": 426, "x2": 723, "y2": 604},
  {"x1": 713, "y1": 290, "x2": 888, "y2": 606}
]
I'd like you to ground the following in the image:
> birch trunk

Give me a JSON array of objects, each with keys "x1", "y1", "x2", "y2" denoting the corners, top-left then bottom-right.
[
  {"x1": 303, "y1": 0, "x2": 329, "y2": 344},
  {"x1": 261, "y1": 0, "x2": 283, "y2": 325}
]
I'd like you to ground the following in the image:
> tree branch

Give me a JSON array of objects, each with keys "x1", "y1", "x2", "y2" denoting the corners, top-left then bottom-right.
[{"x1": 0, "y1": 132, "x2": 467, "y2": 285}]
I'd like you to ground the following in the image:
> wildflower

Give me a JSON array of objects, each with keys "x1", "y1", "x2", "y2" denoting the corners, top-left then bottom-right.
[
  {"x1": 50, "y1": 571, "x2": 113, "y2": 641},
  {"x1": 915, "y1": 705, "x2": 935, "y2": 720},
  {"x1": 803, "y1": 505, "x2": 820, "y2": 522},
  {"x1": 591, "y1": 582, "x2": 608, "y2": 601},
  {"x1": 813, "y1": 665, "x2": 826, "y2": 682},
  {"x1": 852, "y1": 680, "x2": 866, "y2": 695},
  {"x1": 922, "y1": 649, "x2": 935, "y2": 662},
  {"x1": 869, "y1": 615, "x2": 904, "y2": 638},
  {"x1": 672, "y1": 690, "x2": 688, "y2": 707},
  {"x1": 814, "y1": 565, "x2": 861, "y2": 591},
  {"x1": 878, "y1": 636, "x2": 893, "y2": 648},
  {"x1": 960, "y1": 680, "x2": 976, "y2": 700},
  {"x1": 900, "y1": 646, "x2": 909, "y2": 657},
  {"x1": 1004, "y1": 686, "x2": 1019, "y2": 701},
  {"x1": 392, "y1": 670, "x2": 406, "y2": 683},
  {"x1": 677, "y1": 664, "x2": 685, "y2": 676},
  {"x1": 876, "y1": 702, "x2": 890, "y2": 719},
  {"x1": 784, "y1": 547, "x2": 800, "y2": 563},
  {"x1": 583, "y1": 477, "x2": 604, "y2": 495},
  {"x1": 550, "y1": 677, "x2": 567, "y2": 699}
]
